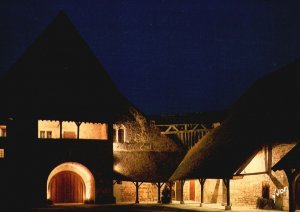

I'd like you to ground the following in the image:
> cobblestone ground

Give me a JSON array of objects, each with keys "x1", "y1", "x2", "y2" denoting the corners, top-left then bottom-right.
[{"x1": 30, "y1": 202, "x2": 284, "y2": 212}]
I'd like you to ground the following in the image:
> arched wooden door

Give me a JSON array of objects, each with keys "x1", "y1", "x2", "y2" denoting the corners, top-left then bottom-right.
[
  {"x1": 296, "y1": 176, "x2": 300, "y2": 209},
  {"x1": 50, "y1": 171, "x2": 85, "y2": 203}
]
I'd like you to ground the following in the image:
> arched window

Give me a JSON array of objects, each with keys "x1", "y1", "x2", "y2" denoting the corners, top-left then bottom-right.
[
  {"x1": 113, "y1": 124, "x2": 126, "y2": 143},
  {"x1": 118, "y1": 125, "x2": 125, "y2": 143}
]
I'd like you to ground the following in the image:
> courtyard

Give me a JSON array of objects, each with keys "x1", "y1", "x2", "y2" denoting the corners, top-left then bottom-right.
[{"x1": 30, "y1": 202, "x2": 283, "y2": 212}]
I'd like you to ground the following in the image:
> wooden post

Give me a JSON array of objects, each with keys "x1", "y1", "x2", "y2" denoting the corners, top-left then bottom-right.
[
  {"x1": 199, "y1": 178, "x2": 206, "y2": 207},
  {"x1": 285, "y1": 169, "x2": 295, "y2": 212},
  {"x1": 135, "y1": 181, "x2": 139, "y2": 204},
  {"x1": 267, "y1": 145, "x2": 272, "y2": 175},
  {"x1": 75, "y1": 122, "x2": 82, "y2": 139},
  {"x1": 133, "y1": 181, "x2": 143, "y2": 204},
  {"x1": 59, "y1": 120, "x2": 62, "y2": 139},
  {"x1": 223, "y1": 178, "x2": 231, "y2": 210},
  {"x1": 115, "y1": 127, "x2": 119, "y2": 143},
  {"x1": 156, "y1": 182, "x2": 162, "y2": 203},
  {"x1": 169, "y1": 182, "x2": 173, "y2": 203},
  {"x1": 180, "y1": 180, "x2": 185, "y2": 204}
]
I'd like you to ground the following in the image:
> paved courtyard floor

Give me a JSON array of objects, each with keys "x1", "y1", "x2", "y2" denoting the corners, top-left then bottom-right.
[{"x1": 30, "y1": 201, "x2": 284, "y2": 212}]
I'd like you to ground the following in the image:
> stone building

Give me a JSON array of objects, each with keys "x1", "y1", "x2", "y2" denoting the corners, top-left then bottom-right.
[
  {"x1": 1, "y1": 10, "x2": 300, "y2": 212},
  {"x1": 0, "y1": 12, "x2": 184, "y2": 210},
  {"x1": 170, "y1": 57, "x2": 300, "y2": 211}
]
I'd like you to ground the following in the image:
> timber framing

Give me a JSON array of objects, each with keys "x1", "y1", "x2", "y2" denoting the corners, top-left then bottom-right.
[
  {"x1": 234, "y1": 145, "x2": 272, "y2": 177},
  {"x1": 156, "y1": 123, "x2": 210, "y2": 149},
  {"x1": 133, "y1": 181, "x2": 143, "y2": 204}
]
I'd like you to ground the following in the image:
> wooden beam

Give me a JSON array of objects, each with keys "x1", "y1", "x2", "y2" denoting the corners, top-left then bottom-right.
[
  {"x1": 59, "y1": 120, "x2": 62, "y2": 139},
  {"x1": 132, "y1": 181, "x2": 143, "y2": 204},
  {"x1": 267, "y1": 144, "x2": 272, "y2": 175},
  {"x1": 169, "y1": 182, "x2": 173, "y2": 203},
  {"x1": 200, "y1": 124, "x2": 207, "y2": 130},
  {"x1": 285, "y1": 169, "x2": 296, "y2": 212},
  {"x1": 234, "y1": 148, "x2": 260, "y2": 175},
  {"x1": 161, "y1": 129, "x2": 208, "y2": 135},
  {"x1": 234, "y1": 171, "x2": 268, "y2": 177},
  {"x1": 156, "y1": 182, "x2": 164, "y2": 203},
  {"x1": 192, "y1": 124, "x2": 199, "y2": 131},
  {"x1": 199, "y1": 178, "x2": 206, "y2": 207},
  {"x1": 75, "y1": 121, "x2": 82, "y2": 139},
  {"x1": 223, "y1": 179, "x2": 231, "y2": 210},
  {"x1": 180, "y1": 180, "x2": 185, "y2": 204}
]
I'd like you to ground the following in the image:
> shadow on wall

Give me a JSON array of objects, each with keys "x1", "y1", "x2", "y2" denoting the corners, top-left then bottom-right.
[{"x1": 211, "y1": 179, "x2": 220, "y2": 203}]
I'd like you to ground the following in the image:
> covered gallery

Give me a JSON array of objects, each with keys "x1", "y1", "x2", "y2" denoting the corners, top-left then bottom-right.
[{"x1": 170, "y1": 57, "x2": 300, "y2": 211}]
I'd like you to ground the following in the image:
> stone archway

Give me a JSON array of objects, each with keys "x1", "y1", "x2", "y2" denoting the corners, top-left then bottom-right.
[
  {"x1": 47, "y1": 162, "x2": 95, "y2": 203},
  {"x1": 49, "y1": 171, "x2": 85, "y2": 203}
]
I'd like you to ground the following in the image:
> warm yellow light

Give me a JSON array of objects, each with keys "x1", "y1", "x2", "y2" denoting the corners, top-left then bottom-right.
[
  {"x1": 113, "y1": 164, "x2": 122, "y2": 173},
  {"x1": 0, "y1": 149, "x2": 4, "y2": 158},
  {"x1": 47, "y1": 162, "x2": 95, "y2": 201},
  {"x1": 38, "y1": 120, "x2": 108, "y2": 140},
  {"x1": 0, "y1": 125, "x2": 7, "y2": 137}
]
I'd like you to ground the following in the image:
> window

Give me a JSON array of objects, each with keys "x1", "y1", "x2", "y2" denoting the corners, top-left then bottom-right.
[
  {"x1": 118, "y1": 128, "x2": 125, "y2": 143},
  {"x1": 0, "y1": 149, "x2": 4, "y2": 158},
  {"x1": 113, "y1": 124, "x2": 126, "y2": 143},
  {"x1": 0, "y1": 125, "x2": 7, "y2": 137},
  {"x1": 40, "y1": 131, "x2": 45, "y2": 138},
  {"x1": 38, "y1": 120, "x2": 60, "y2": 139},
  {"x1": 46, "y1": 131, "x2": 52, "y2": 139}
]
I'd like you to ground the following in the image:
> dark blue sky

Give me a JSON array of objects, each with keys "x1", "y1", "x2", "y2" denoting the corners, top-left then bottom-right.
[{"x1": 1, "y1": 1, "x2": 300, "y2": 115}]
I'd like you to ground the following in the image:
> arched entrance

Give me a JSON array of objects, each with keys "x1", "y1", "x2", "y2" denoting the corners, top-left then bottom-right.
[
  {"x1": 47, "y1": 162, "x2": 95, "y2": 204},
  {"x1": 295, "y1": 175, "x2": 300, "y2": 209},
  {"x1": 50, "y1": 171, "x2": 85, "y2": 203}
]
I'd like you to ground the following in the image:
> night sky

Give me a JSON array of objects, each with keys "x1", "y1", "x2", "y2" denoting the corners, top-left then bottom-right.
[{"x1": 1, "y1": 1, "x2": 300, "y2": 115}]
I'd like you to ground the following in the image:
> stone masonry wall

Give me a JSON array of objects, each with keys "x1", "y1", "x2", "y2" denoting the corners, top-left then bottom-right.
[
  {"x1": 181, "y1": 143, "x2": 295, "y2": 210},
  {"x1": 114, "y1": 181, "x2": 167, "y2": 203},
  {"x1": 114, "y1": 143, "x2": 295, "y2": 210}
]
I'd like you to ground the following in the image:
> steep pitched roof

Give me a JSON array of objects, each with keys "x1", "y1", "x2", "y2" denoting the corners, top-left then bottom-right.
[
  {"x1": 0, "y1": 11, "x2": 130, "y2": 122},
  {"x1": 171, "y1": 57, "x2": 300, "y2": 180},
  {"x1": 272, "y1": 143, "x2": 300, "y2": 171}
]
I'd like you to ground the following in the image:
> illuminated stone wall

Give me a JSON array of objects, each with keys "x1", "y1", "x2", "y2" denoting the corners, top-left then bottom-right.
[
  {"x1": 113, "y1": 181, "x2": 166, "y2": 203},
  {"x1": 113, "y1": 141, "x2": 294, "y2": 208},
  {"x1": 80, "y1": 123, "x2": 107, "y2": 139},
  {"x1": 114, "y1": 107, "x2": 181, "y2": 151},
  {"x1": 180, "y1": 143, "x2": 295, "y2": 210},
  {"x1": 181, "y1": 179, "x2": 223, "y2": 203}
]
